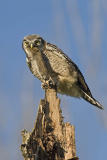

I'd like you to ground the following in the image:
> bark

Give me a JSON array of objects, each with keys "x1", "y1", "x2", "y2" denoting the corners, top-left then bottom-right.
[{"x1": 21, "y1": 88, "x2": 79, "y2": 160}]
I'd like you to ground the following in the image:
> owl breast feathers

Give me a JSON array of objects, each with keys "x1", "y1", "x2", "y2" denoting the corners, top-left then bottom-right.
[{"x1": 22, "y1": 34, "x2": 104, "y2": 110}]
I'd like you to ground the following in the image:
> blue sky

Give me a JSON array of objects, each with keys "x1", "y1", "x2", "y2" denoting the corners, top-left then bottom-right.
[{"x1": 0, "y1": 0, "x2": 107, "y2": 159}]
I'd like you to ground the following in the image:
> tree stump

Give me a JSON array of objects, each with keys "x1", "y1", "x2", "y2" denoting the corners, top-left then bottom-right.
[{"x1": 21, "y1": 88, "x2": 79, "y2": 160}]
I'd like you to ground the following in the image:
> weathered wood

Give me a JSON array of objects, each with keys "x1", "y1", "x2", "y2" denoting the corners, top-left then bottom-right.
[{"x1": 21, "y1": 88, "x2": 78, "y2": 160}]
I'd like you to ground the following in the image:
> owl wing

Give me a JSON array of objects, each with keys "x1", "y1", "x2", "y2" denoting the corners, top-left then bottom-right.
[
  {"x1": 45, "y1": 43, "x2": 103, "y2": 109},
  {"x1": 46, "y1": 43, "x2": 92, "y2": 96},
  {"x1": 75, "y1": 65, "x2": 92, "y2": 97}
]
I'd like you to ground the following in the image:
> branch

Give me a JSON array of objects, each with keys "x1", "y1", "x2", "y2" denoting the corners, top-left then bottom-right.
[{"x1": 21, "y1": 88, "x2": 79, "y2": 160}]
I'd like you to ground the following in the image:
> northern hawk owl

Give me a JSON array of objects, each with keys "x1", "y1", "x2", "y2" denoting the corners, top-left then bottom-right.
[{"x1": 22, "y1": 34, "x2": 103, "y2": 110}]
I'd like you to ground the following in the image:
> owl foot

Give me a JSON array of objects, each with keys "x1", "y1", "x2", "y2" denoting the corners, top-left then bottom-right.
[{"x1": 41, "y1": 79, "x2": 56, "y2": 90}]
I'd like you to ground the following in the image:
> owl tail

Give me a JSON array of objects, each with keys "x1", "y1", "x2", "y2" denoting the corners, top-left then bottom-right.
[{"x1": 81, "y1": 90, "x2": 104, "y2": 110}]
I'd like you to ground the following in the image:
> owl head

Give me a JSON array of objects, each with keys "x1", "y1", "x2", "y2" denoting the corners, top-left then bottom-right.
[{"x1": 22, "y1": 34, "x2": 45, "y2": 55}]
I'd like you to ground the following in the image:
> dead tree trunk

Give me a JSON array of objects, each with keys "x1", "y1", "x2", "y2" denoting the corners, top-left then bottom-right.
[{"x1": 21, "y1": 88, "x2": 79, "y2": 160}]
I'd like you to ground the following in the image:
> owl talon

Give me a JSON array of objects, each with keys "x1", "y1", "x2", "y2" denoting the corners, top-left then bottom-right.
[
  {"x1": 41, "y1": 79, "x2": 56, "y2": 90},
  {"x1": 41, "y1": 82, "x2": 49, "y2": 89},
  {"x1": 48, "y1": 80, "x2": 55, "y2": 88}
]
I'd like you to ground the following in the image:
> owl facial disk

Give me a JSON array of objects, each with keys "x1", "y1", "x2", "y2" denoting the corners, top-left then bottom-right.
[{"x1": 23, "y1": 35, "x2": 45, "y2": 52}]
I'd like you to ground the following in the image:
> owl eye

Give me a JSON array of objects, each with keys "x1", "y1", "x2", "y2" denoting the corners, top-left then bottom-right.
[
  {"x1": 24, "y1": 40, "x2": 29, "y2": 47},
  {"x1": 34, "y1": 39, "x2": 41, "y2": 46}
]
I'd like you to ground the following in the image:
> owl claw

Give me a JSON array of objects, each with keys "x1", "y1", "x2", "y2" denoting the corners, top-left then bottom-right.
[
  {"x1": 41, "y1": 79, "x2": 56, "y2": 90},
  {"x1": 49, "y1": 80, "x2": 56, "y2": 89},
  {"x1": 41, "y1": 82, "x2": 49, "y2": 89}
]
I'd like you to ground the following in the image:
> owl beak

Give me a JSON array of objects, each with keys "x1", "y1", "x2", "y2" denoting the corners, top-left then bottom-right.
[{"x1": 30, "y1": 43, "x2": 33, "y2": 49}]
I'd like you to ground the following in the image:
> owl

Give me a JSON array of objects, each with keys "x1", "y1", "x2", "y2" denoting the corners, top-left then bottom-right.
[{"x1": 22, "y1": 34, "x2": 104, "y2": 110}]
